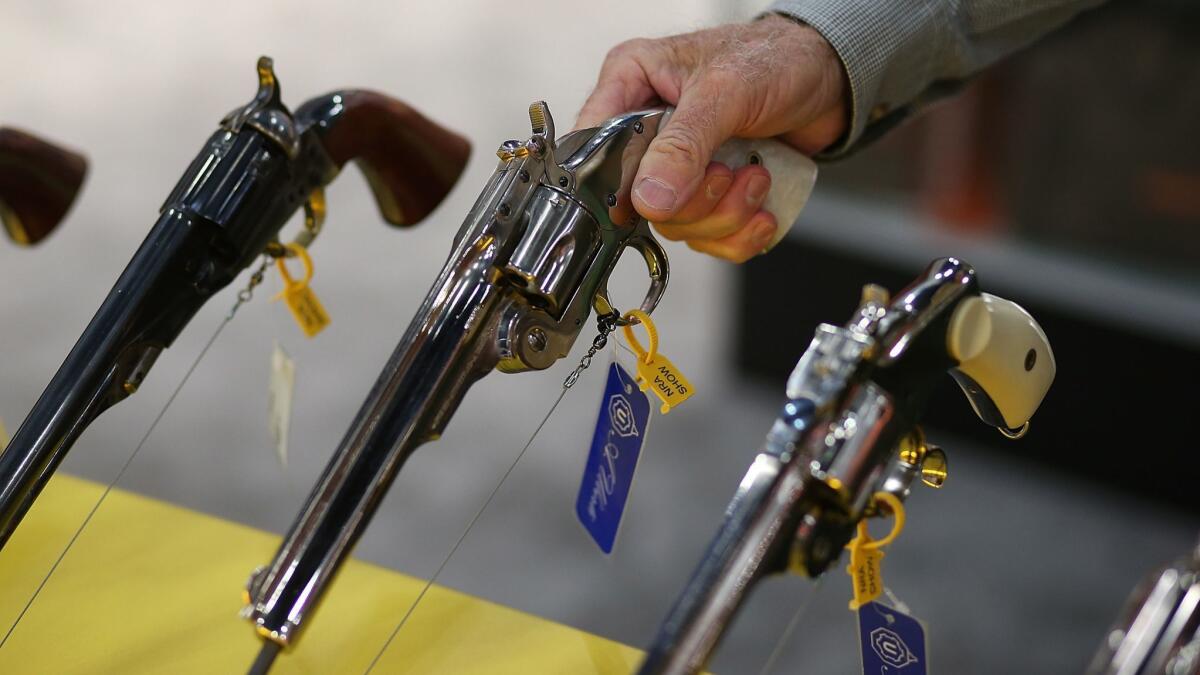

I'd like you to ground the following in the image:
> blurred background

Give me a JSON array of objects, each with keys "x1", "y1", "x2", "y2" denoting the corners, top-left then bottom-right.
[{"x1": 0, "y1": 0, "x2": 1197, "y2": 673}]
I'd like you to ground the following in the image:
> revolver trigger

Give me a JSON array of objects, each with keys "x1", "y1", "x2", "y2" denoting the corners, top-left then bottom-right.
[{"x1": 297, "y1": 188, "x2": 326, "y2": 249}]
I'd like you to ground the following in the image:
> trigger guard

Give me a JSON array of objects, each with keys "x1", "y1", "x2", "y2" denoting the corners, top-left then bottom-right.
[
  {"x1": 593, "y1": 231, "x2": 669, "y2": 326},
  {"x1": 269, "y1": 188, "x2": 327, "y2": 258}
]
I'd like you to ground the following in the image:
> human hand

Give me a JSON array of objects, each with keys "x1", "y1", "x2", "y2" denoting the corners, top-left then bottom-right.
[{"x1": 577, "y1": 15, "x2": 847, "y2": 262}]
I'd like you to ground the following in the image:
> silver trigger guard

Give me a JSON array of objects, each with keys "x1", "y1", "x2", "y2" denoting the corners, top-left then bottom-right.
[{"x1": 594, "y1": 225, "x2": 670, "y2": 326}]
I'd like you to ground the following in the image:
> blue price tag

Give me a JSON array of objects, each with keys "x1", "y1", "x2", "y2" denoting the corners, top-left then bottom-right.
[
  {"x1": 858, "y1": 601, "x2": 929, "y2": 674},
  {"x1": 575, "y1": 362, "x2": 651, "y2": 554}
]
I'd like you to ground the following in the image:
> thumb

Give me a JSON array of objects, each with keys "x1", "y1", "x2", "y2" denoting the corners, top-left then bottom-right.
[{"x1": 632, "y1": 81, "x2": 739, "y2": 222}]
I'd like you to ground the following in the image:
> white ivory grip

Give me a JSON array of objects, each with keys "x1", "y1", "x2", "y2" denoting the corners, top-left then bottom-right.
[
  {"x1": 947, "y1": 293, "x2": 1056, "y2": 432},
  {"x1": 711, "y1": 138, "x2": 818, "y2": 250}
]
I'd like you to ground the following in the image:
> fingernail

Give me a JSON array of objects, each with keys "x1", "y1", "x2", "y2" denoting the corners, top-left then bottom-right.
[
  {"x1": 634, "y1": 177, "x2": 677, "y2": 212},
  {"x1": 705, "y1": 175, "x2": 732, "y2": 200},
  {"x1": 752, "y1": 220, "x2": 777, "y2": 247},
  {"x1": 746, "y1": 175, "x2": 771, "y2": 206}
]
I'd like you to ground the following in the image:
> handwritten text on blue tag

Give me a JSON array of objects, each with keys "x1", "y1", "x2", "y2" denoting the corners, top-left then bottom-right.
[{"x1": 575, "y1": 362, "x2": 651, "y2": 554}]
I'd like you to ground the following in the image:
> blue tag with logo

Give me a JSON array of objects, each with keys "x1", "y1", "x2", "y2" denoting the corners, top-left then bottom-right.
[
  {"x1": 858, "y1": 601, "x2": 929, "y2": 674},
  {"x1": 575, "y1": 362, "x2": 651, "y2": 554}
]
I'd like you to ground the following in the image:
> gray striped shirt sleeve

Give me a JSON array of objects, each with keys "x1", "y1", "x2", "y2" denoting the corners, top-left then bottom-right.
[{"x1": 768, "y1": 0, "x2": 1106, "y2": 157}]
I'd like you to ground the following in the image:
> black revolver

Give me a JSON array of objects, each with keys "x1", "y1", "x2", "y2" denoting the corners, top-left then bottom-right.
[
  {"x1": 638, "y1": 258, "x2": 1057, "y2": 674},
  {"x1": 0, "y1": 127, "x2": 87, "y2": 246},
  {"x1": 0, "y1": 57, "x2": 469, "y2": 550}
]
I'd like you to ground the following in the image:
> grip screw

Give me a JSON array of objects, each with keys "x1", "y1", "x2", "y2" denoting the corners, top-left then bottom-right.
[{"x1": 527, "y1": 327, "x2": 548, "y2": 353}]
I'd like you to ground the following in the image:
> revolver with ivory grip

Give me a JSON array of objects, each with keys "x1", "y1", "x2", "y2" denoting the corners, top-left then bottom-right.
[
  {"x1": 0, "y1": 57, "x2": 468, "y2": 551},
  {"x1": 1086, "y1": 540, "x2": 1200, "y2": 675},
  {"x1": 638, "y1": 257, "x2": 1057, "y2": 674},
  {"x1": 0, "y1": 127, "x2": 87, "y2": 246},
  {"x1": 242, "y1": 101, "x2": 816, "y2": 672}
]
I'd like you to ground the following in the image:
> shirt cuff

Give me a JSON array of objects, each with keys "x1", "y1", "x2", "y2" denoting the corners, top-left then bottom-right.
[{"x1": 767, "y1": 0, "x2": 943, "y2": 158}]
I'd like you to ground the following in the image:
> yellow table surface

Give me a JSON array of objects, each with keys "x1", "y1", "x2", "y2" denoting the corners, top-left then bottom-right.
[{"x1": 0, "y1": 475, "x2": 644, "y2": 674}]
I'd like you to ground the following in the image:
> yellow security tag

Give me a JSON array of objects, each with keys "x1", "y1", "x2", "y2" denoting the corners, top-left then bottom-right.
[
  {"x1": 846, "y1": 525, "x2": 885, "y2": 610},
  {"x1": 273, "y1": 242, "x2": 330, "y2": 338},
  {"x1": 621, "y1": 309, "x2": 695, "y2": 414},
  {"x1": 845, "y1": 492, "x2": 906, "y2": 611},
  {"x1": 0, "y1": 418, "x2": 7, "y2": 451}
]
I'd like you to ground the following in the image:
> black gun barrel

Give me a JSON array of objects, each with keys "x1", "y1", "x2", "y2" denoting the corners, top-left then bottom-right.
[
  {"x1": 0, "y1": 56, "x2": 469, "y2": 551},
  {"x1": 0, "y1": 117, "x2": 331, "y2": 546}
]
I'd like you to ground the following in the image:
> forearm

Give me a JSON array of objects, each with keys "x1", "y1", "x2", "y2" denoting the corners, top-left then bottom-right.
[{"x1": 769, "y1": 0, "x2": 1107, "y2": 156}]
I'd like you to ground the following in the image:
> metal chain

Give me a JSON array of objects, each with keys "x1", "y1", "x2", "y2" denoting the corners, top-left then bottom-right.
[
  {"x1": 368, "y1": 309, "x2": 623, "y2": 673},
  {"x1": 563, "y1": 311, "x2": 620, "y2": 389},
  {"x1": 227, "y1": 255, "x2": 275, "y2": 319}
]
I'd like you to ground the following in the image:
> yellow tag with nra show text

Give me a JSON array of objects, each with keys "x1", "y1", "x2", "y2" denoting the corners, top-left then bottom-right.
[
  {"x1": 621, "y1": 309, "x2": 695, "y2": 414},
  {"x1": 845, "y1": 492, "x2": 907, "y2": 610},
  {"x1": 273, "y1": 243, "x2": 330, "y2": 338},
  {"x1": 847, "y1": 533, "x2": 885, "y2": 610}
]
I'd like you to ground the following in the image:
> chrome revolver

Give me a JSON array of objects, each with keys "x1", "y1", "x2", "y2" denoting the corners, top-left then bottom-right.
[
  {"x1": 0, "y1": 57, "x2": 468, "y2": 550},
  {"x1": 638, "y1": 257, "x2": 1057, "y2": 674},
  {"x1": 1087, "y1": 539, "x2": 1200, "y2": 675},
  {"x1": 242, "y1": 101, "x2": 815, "y2": 671}
]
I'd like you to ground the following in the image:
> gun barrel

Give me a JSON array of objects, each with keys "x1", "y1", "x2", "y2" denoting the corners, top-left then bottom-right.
[
  {"x1": 1086, "y1": 544, "x2": 1200, "y2": 675},
  {"x1": 245, "y1": 211, "x2": 507, "y2": 646},
  {"x1": 0, "y1": 208, "x2": 207, "y2": 546},
  {"x1": 0, "y1": 58, "x2": 470, "y2": 556},
  {"x1": 640, "y1": 374, "x2": 904, "y2": 673},
  {"x1": 638, "y1": 451, "x2": 804, "y2": 675},
  {"x1": 245, "y1": 101, "x2": 677, "y2": 664},
  {"x1": 0, "y1": 112, "x2": 328, "y2": 547}
]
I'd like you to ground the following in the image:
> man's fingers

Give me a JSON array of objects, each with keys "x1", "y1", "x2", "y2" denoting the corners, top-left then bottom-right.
[
  {"x1": 684, "y1": 211, "x2": 779, "y2": 264},
  {"x1": 651, "y1": 162, "x2": 732, "y2": 230},
  {"x1": 577, "y1": 82, "x2": 627, "y2": 130},
  {"x1": 577, "y1": 73, "x2": 654, "y2": 130},
  {"x1": 631, "y1": 79, "x2": 741, "y2": 223},
  {"x1": 577, "y1": 40, "x2": 660, "y2": 130},
  {"x1": 653, "y1": 164, "x2": 771, "y2": 241}
]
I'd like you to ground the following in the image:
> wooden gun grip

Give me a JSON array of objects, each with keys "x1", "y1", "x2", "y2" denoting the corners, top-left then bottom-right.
[
  {"x1": 0, "y1": 128, "x2": 87, "y2": 245},
  {"x1": 312, "y1": 91, "x2": 469, "y2": 226}
]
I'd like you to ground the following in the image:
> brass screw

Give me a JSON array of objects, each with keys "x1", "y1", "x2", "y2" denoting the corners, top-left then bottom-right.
[
  {"x1": 527, "y1": 327, "x2": 547, "y2": 352},
  {"x1": 897, "y1": 427, "x2": 926, "y2": 466},
  {"x1": 921, "y1": 446, "x2": 948, "y2": 488}
]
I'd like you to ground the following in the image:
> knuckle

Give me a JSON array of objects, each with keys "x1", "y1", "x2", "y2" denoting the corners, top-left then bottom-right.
[
  {"x1": 651, "y1": 126, "x2": 706, "y2": 168},
  {"x1": 673, "y1": 87, "x2": 719, "y2": 127},
  {"x1": 606, "y1": 38, "x2": 650, "y2": 63},
  {"x1": 661, "y1": 33, "x2": 700, "y2": 68}
]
